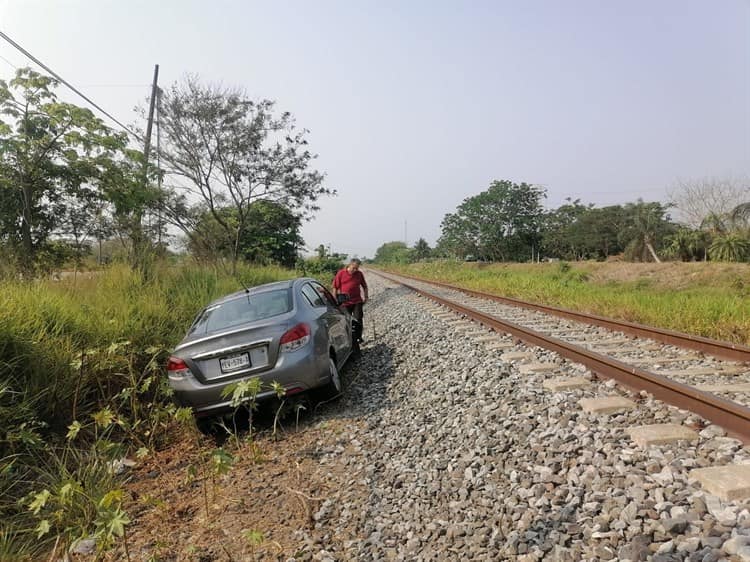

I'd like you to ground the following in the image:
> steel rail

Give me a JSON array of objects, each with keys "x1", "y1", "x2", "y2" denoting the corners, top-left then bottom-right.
[
  {"x1": 372, "y1": 269, "x2": 750, "y2": 443},
  {"x1": 371, "y1": 269, "x2": 750, "y2": 363}
]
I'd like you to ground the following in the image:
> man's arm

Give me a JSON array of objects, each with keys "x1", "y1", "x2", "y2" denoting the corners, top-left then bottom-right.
[
  {"x1": 361, "y1": 274, "x2": 369, "y2": 303},
  {"x1": 331, "y1": 271, "x2": 341, "y2": 298}
]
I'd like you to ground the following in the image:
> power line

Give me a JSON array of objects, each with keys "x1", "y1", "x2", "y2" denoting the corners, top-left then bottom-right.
[
  {"x1": 0, "y1": 28, "x2": 141, "y2": 140},
  {"x1": 0, "y1": 30, "x2": 247, "y2": 197},
  {"x1": 0, "y1": 52, "x2": 17, "y2": 70}
]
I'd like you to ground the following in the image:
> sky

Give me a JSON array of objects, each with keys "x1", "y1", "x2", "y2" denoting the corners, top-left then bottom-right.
[{"x1": 1, "y1": 1, "x2": 748, "y2": 258}]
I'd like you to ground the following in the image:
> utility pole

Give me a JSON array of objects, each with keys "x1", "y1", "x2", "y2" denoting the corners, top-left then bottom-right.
[
  {"x1": 142, "y1": 64, "x2": 159, "y2": 173},
  {"x1": 133, "y1": 64, "x2": 159, "y2": 273},
  {"x1": 404, "y1": 219, "x2": 408, "y2": 246},
  {"x1": 155, "y1": 84, "x2": 163, "y2": 247}
]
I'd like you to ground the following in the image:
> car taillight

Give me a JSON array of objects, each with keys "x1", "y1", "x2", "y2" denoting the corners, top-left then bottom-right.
[
  {"x1": 280, "y1": 323, "x2": 311, "y2": 353},
  {"x1": 167, "y1": 356, "x2": 190, "y2": 379}
]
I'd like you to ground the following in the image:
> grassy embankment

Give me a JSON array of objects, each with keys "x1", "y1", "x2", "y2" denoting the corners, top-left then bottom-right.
[
  {"x1": 0, "y1": 263, "x2": 295, "y2": 559},
  {"x1": 382, "y1": 261, "x2": 750, "y2": 345}
]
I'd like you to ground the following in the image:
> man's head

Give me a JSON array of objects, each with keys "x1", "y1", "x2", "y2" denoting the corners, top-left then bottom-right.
[{"x1": 346, "y1": 258, "x2": 362, "y2": 272}]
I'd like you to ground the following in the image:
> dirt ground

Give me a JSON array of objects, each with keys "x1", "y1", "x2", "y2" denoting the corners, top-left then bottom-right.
[{"x1": 100, "y1": 410, "x2": 366, "y2": 562}]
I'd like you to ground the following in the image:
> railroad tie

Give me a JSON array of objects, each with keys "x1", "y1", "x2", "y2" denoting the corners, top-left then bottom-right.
[
  {"x1": 627, "y1": 424, "x2": 698, "y2": 447},
  {"x1": 579, "y1": 396, "x2": 636, "y2": 415},
  {"x1": 542, "y1": 377, "x2": 590, "y2": 391}
]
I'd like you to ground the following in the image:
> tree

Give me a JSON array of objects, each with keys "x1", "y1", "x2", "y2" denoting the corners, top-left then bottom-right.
[
  {"x1": 188, "y1": 200, "x2": 303, "y2": 267},
  {"x1": 540, "y1": 199, "x2": 591, "y2": 260},
  {"x1": 0, "y1": 68, "x2": 128, "y2": 272},
  {"x1": 412, "y1": 238, "x2": 431, "y2": 261},
  {"x1": 709, "y1": 234, "x2": 750, "y2": 262},
  {"x1": 619, "y1": 200, "x2": 675, "y2": 262},
  {"x1": 374, "y1": 241, "x2": 413, "y2": 264},
  {"x1": 158, "y1": 76, "x2": 333, "y2": 273},
  {"x1": 437, "y1": 180, "x2": 545, "y2": 261},
  {"x1": 730, "y1": 201, "x2": 750, "y2": 228},
  {"x1": 315, "y1": 244, "x2": 329, "y2": 259},
  {"x1": 666, "y1": 227, "x2": 710, "y2": 261},
  {"x1": 99, "y1": 149, "x2": 165, "y2": 273},
  {"x1": 668, "y1": 177, "x2": 749, "y2": 228}
]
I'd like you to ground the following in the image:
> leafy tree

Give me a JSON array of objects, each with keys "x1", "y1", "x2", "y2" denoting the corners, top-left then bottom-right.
[
  {"x1": 437, "y1": 180, "x2": 545, "y2": 261},
  {"x1": 315, "y1": 244, "x2": 329, "y2": 259},
  {"x1": 619, "y1": 200, "x2": 675, "y2": 262},
  {"x1": 0, "y1": 68, "x2": 128, "y2": 272},
  {"x1": 188, "y1": 200, "x2": 303, "y2": 267},
  {"x1": 413, "y1": 238, "x2": 431, "y2": 261},
  {"x1": 374, "y1": 241, "x2": 413, "y2": 264},
  {"x1": 298, "y1": 244, "x2": 347, "y2": 277},
  {"x1": 158, "y1": 76, "x2": 333, "y2": 273},
  {"x1": 666, "y1": 227, "x2": 710, "y2": 261},
  {"x1": 572, "y1": 206, "x2": 628, "y2": 260},
  {"x1": 540, "y1": 199, "x2": 591, "y2": 259}
]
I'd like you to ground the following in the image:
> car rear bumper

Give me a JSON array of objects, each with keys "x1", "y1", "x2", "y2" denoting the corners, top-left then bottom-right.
[{"x1": 169, "y1": 347, "x2": 330, "y2": 417}]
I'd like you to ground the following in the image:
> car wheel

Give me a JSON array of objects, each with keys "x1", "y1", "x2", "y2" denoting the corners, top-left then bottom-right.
[
  {"x1": 195, "y1": 416, "x2": 215, "y2": 435},
  {"x1": 321, "y1": 355, "x2": 342, "y2": 399}
]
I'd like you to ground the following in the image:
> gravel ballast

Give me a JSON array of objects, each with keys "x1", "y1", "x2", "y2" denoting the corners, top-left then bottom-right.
[{"x1": 294, "y1": 274, "x2": 750, "y2": 561}]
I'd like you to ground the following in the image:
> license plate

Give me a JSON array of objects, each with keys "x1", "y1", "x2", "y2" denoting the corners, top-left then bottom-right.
[{"x1": 219, "y1": 352, "x2": 250, "y2": 373}]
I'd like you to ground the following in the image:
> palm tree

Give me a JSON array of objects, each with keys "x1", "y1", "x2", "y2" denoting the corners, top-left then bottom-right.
[
  {"x1": 624, "y1": 201, "x2": 673, "y2": 262},
  {"x1": 699, "y1": 212, "x2": 729, "y2": 236},
  {"x1": 412, "y1": 238, "x2": 432, "y2": 261},
  {"x1": 708, "y1": 234, "x2": 750, "y2": 262},
  {"x1": 666, "y1": 228, "x2": 708, "y2": 261},
  {"x1": 731, "y1": 202, "x2": 750, "y2": 224}
]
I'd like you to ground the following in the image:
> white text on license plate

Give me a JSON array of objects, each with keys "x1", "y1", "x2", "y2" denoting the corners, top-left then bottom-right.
[{"x1": 220, "y1": 352, "x2": 250, "y2": 372}]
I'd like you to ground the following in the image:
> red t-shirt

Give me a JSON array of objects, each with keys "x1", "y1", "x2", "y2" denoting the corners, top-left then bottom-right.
[{"x1": 333, "y1": 268, "x2": 368, "y2": 305}]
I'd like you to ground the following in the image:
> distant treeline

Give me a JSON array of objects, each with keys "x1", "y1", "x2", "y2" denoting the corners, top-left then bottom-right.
[{"x1": 374, "y1": 179, "x2": 750, "y2": 264}]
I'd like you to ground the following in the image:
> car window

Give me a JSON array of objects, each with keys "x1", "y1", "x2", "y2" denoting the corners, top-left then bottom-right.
[
  {"x1": 188, "y1": 289, "x2": 292, "y2": 335},
  {"x1": 300, "y1": 283, "x2": 325, "y2": 307},
  {"x1": 312, "y1": 282, "x2": 338, "y2": 307}
]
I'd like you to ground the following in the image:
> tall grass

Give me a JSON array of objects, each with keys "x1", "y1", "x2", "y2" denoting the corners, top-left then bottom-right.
[
  {"x1": 385, "y1": 261, "x2": 750, "y2": 345},
  {"x1": 0, "y1": 262, "x2": 295, "y2": 559}
]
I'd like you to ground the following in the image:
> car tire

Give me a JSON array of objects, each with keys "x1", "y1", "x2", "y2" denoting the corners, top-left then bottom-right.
[
  {"x1": 195, "y1": 416, "x2": 215, "y2": 435},
  {"x1": 321, "y1": 355, "x2": 342, "y2": 399}
]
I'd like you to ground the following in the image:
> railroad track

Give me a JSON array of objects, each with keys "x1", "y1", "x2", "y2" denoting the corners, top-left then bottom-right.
[{"x1": 370, "y1": 269, "x2": 750, "y2": 445}]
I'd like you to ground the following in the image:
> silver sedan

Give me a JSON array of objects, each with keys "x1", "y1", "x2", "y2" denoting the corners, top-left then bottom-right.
[{"x1": 167, "y1": 278, "x2": 354, "y2": 417}]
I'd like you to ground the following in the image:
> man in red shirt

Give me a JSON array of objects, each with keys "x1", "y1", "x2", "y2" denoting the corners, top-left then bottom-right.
[{"x1": 332, "y1": 258, "x2": 369, "y2": 349}]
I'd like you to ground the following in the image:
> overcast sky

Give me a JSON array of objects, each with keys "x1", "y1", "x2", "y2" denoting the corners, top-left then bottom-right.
[{"x1": 1, "y1": 1, "x2": 748, "y2": 257}]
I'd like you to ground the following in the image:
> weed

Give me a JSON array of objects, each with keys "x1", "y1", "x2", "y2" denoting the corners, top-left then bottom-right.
[
  {"x1": 0, "y1": 262, "x2": 297, "y2": 558},
  {"x1": 243, "y1": 529, "x2": 264, "y2": 560},
  {"x1": 385, "y1": 260, "x2": 750, "y2": 344}
]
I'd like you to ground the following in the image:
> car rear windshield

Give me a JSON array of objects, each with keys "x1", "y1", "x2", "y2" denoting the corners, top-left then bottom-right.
[{"x1": 188, "y1": 289, "x2": 292, "y2": 335}]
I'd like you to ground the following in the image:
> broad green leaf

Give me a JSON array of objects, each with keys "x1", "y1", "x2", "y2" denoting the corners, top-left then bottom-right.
[
  {"x1": 28, "y1": 489, "x2": 51, "y2": 514},
  {"x1": 66, "y1": 420, "x2": 82, "y2": 441},
  {"x1": 99, "y1": 489, "x2": 124, "y2": 509},
  {"x1": 35, "y1": 519, "x2": 51, "y2": 538},
  {"x1": 92, "y1": 408, "x2": 115, "y2": 428}
]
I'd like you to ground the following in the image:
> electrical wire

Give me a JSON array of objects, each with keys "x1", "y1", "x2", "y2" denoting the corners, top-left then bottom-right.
[
  {"x1": 0, "y1": 29, "x2": 245, "y2": 195},
  {"x1": 0, "y1": 28, "x2": 142, "y2": 140},
  {"x1": 0, "y1": 52, "x2": 18, "y2": 70}
]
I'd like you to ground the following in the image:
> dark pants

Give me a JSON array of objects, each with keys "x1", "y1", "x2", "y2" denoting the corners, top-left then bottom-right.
[{"x1": 344, "y1": 303, "x2": 363, "y2": 343}]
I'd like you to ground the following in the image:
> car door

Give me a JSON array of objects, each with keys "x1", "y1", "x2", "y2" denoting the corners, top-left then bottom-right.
[{"x1": 310, "y1": 281, "x2": 352, "y2": 362}]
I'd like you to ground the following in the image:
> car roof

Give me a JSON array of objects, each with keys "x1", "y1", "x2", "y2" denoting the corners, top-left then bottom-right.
[{"x1": 207, "y1": 277, "x2": 321, "y2": 307}]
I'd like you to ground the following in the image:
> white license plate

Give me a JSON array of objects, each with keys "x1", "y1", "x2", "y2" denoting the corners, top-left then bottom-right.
[{"x1": 220, "y1": 352, "x2": 250, "y2": 372}]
